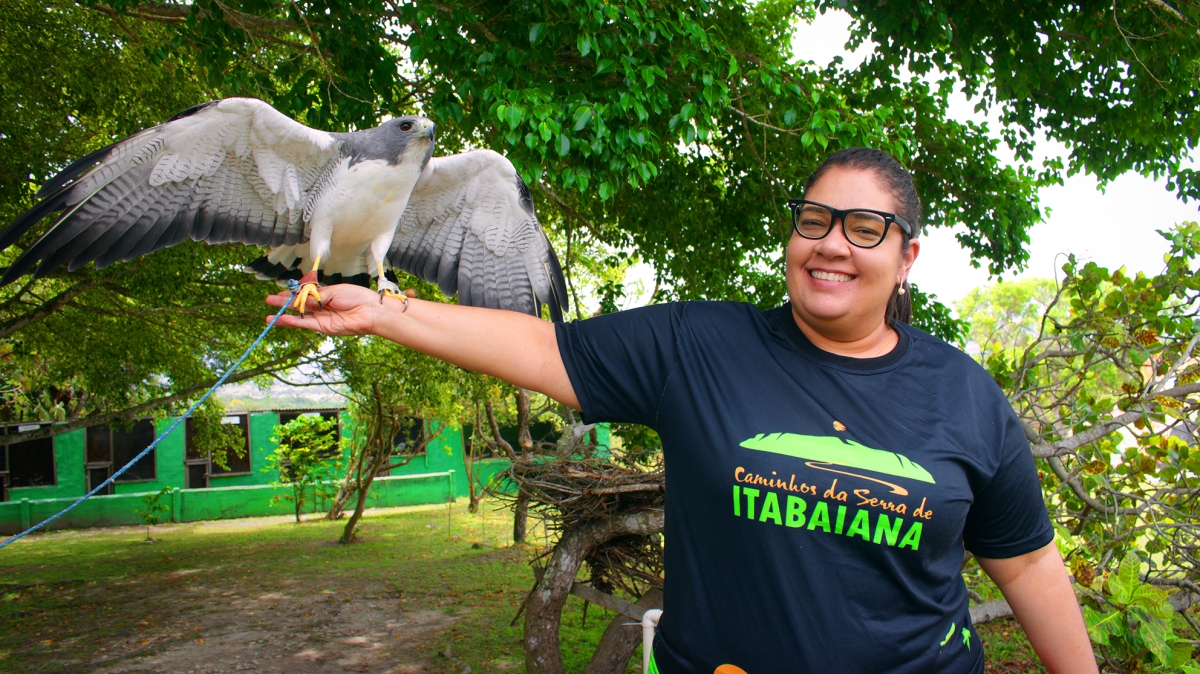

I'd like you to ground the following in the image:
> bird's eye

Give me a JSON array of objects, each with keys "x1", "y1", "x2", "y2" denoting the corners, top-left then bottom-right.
[{"x1": 399, "y1": 121, "x2": 413, "y2": 131}]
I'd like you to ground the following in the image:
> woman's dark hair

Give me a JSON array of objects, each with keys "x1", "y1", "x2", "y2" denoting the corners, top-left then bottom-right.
[{"x1": 802, "y1": 147, "x2": 921, "y2": 324}]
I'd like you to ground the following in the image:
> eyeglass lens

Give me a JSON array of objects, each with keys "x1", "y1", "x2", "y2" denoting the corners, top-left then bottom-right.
[{"x1": 795, "y1": 204, "x2": 888, "y2": 247}]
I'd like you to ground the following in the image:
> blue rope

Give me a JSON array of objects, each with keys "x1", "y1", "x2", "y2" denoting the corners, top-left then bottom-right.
[{"x1": 0, "y1": 281, "x2": 300, "y2": 551}]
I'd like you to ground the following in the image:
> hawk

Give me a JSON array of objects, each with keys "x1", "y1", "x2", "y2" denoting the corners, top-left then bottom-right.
[{"x1": 0, "y1": 98, "x2": 569, "y2": 319}]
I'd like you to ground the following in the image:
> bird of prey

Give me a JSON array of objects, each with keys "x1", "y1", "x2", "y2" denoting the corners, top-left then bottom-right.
[{"x1": 0, "y1": 97, "x2": 569, "y2": 319}]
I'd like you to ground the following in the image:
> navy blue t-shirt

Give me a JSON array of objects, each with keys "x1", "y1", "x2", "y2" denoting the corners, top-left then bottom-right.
[{"x1": 555, "y1": 301, "x2": 1053, "y2": 674}]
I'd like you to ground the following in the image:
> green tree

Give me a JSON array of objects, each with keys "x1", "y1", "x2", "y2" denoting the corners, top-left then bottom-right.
[
  {"x1": 1081, "y1": 551, "x2": 1196, "y2": 673},
  {"x1": 0, "y1": 0, "x2": 322, "y2": 449},
  {"x1": 974, "y1": 222, "x2": 1200, "y2": 669},
  {"x1": 134, "y1": 486, "x2": 173, "y2": 542},
  {"x1": 186, "y1": 399, "x2": 253, "y2": 471},
  {"x1": 6, "y1": 0, "x2": 1199, "y2": 444},
  {"x1": 956, "y1": 277, "x2": 1060, "y2": 363},
  {"x1": 265, "y1": 414, "x2": 341, "y2": 523},
  {"x1": 326, "y1": 291, "x2": 465, "y2": 543}
]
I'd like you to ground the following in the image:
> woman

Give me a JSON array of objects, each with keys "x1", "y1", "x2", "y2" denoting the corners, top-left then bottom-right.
[{"x1": 266, "y1": 148, "x2": 1096, "y2": 673}]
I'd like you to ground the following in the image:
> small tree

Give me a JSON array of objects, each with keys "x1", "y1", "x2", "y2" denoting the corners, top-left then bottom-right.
[
  {"x1": 188, "y1": 399, "x2": 252, "y2": 471},
  {"x1": 135, "y1": 487, "x2": 172, "y2": 542},
  {"x1": 323, "y1": 302, "x2": 466, "y2": 544},
  {"x1": 265, "y1": 415, "x2": 341, "y2": 523}
]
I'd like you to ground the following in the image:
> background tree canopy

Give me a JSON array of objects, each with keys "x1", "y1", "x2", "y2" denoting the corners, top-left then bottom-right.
[{"x1": 1, "y1": 0, "x2": 1197, "y2": 431}]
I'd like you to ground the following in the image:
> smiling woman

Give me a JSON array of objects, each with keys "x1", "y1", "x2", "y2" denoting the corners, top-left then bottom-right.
[
  {"x1": 265, "y1": 147, "x2": 1098, "y2": 673},
  {"x1": 785, "y1": 149, "x2": 921, "y2": 356}
]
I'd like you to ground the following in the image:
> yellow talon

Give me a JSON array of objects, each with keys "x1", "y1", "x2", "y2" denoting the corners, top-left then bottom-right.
[
  {"x1": 293, "y1": 282, "x2": 322, "y2": 313},
  {"x1": 294, "y1": 255, "x2": 322, "y2": 314}
]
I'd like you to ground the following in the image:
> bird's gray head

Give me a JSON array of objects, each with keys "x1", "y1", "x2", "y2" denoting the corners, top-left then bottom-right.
[{"x1": 341, "y1": 115, "x2": 436, "y2": 169}]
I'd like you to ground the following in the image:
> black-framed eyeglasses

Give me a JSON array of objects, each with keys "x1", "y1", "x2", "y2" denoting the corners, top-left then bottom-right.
[{"x1": 786, "y1": 199, "x2": 912, "y2": 249}]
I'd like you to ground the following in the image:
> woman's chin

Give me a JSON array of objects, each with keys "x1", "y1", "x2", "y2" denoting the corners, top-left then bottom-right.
[{"x1": 791, "y1": 297, "x2": 856, "y2": 324}]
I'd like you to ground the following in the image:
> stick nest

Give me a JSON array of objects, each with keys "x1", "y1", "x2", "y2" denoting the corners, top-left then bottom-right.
[{"x1": 491, "y1": 437, "x2": 665, "y2": 595}]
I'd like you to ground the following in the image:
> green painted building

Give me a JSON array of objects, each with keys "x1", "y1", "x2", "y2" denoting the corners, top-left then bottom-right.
[{"x1": 0, "y1": 409, "x2": 553, "y2": 535}]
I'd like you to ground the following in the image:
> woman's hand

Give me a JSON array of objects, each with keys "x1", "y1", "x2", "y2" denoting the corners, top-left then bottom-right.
[{"x1": 265, "y1": 283, "x2": 383, "y2": 336}]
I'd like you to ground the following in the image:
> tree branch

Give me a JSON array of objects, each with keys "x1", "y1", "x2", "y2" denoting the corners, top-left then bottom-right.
[
  {"x1": 2, "y1": 348, "x2": 310, "y2": 445},
  {"x1": 537, "y1": 183, "x2": 605, "y2": 240},
  {"x1": 1028, "y1": 382, "x2": 1200, "y2": 457},
  {"x1": 485, "y1": 401, "x2": 517, "y2": 461},
  {"x1": 94, "y1": 2, "x2": 297, "y2": 32},
  {"x1": 0, "y1": 279, "x2": 106, "y2": 338},
  {"x1": 1046, "y1": 455, "x2": 1140, "y2": 515}
]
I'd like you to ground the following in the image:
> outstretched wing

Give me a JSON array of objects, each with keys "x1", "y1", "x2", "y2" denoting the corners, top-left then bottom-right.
[
  {"x1": 0, "y1": 98, "x2": 342, "y2": 285},
  {"x1": 387, "y1": 150, "x2": 569, "y2": 320}
]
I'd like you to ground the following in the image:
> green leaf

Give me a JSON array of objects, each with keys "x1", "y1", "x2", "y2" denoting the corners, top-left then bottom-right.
[
  {"x1": 1127, "y1": 584, "x2": 1173, "y2": 620},
  {"x1": 1171, "y1": 641, "x2": 1194, "y2": 667},
  {"x1": 557, "y1": 134, "x2": 570, "y2": 156},
  {"x1": 1083, "y1": 605, "x2": 1121, "y2": 645},
  {"x1": 1139, "y1": 614, "x2": 1174, "y2": 666},
  {"x1": 572, "y1": 107, "x2": 593, "y2": 131},
  {"x1": 596, "y1": 59, "x2": 616, "y2": 74},
  {"x1": 1107, "y1": 551, "x2": 1141, "y2": 605},
  {"x1": 529, "y1": 23, "x2": 544, "y2": 45},
  {"x1": 506, "y1": 106, "x2": 523, "y2": 130}
]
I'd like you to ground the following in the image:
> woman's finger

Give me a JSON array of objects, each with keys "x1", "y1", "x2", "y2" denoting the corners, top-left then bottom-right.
[
  {"x1": 269, "y1": 312, "x2": 322, "y2": 331},
  {"x1": 265, "y1": 291, "x2": 292, "y2": 307}
]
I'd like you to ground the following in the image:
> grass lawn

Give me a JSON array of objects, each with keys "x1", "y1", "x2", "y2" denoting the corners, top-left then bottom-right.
[{"x1": 0, "y1": 499, "x2": 1043, "y2": 673}]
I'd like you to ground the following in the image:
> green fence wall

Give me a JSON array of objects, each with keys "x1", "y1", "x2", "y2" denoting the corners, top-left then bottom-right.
[
  {"x1": 1, "y1": 409, "x2": 601, "y2": 534},
  {"x1": 0, "y1": 472, "x2": 462, "y2": 535}
]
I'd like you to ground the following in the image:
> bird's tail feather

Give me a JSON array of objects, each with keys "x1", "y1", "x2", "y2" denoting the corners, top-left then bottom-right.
[{"x1": 245, "y1": 254, "x2": 371, "y2": 288}]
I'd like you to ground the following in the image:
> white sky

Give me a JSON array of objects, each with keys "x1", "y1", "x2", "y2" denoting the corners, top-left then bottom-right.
[{"x1": 790, "y1": 10, "x2": 1200, "y2": 306}]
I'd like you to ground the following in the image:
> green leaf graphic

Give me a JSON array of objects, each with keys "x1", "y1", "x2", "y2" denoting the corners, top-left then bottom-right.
[{"x1": 740, "y1": 433, "x2": 936, "y2": 484}]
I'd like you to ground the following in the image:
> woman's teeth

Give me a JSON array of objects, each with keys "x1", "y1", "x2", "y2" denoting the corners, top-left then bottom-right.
[{"x1": 811, "y1": 270, "x2": 853, "y2": 282}]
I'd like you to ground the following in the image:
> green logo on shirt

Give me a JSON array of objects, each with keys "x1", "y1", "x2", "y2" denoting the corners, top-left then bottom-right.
[{"x1": 740, "y1": 433, "x2": 935, "y2": 496}]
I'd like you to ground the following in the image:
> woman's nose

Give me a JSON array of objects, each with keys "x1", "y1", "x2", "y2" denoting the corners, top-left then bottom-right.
[{"x1": 814, "y1": 218, "x2": 852, "y2": 256}]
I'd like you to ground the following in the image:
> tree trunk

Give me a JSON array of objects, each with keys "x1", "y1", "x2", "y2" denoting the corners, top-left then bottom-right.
[
  {"x1": 523, "y1": 509, "x2": 665, "y2": 674},
  {"x1": 484, "y1": 400, "x2": 527, "y2": 542},
  {"x1": 326, "y1": 442, "x2": 366, "y2": 520},
  {"x1": 464, "y1": 406, "x2": 483, "y2": 514},
  {"x1": 583, "y1": 589, "x2": 663, "y2": 674},
  {"x1": 517, "y1": 387, "x2": 533, "y2": 451},
  {"x1": 514, "y1": 389, "x2": 534, "y2": 542},
  {"x1": 340, "y1": 433, "x2": 392, "y2": 544},
  {"x1": 513, "y1": 495, "x2": 529, "y2": 543},
  {"x1": 294, "y1": 483, "x2": 303, "y2": 523}
]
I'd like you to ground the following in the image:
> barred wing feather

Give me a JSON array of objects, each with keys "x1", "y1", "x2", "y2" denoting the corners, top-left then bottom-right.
[
  {"x1": 388, "y1": 150, "x2": 568, "y2": 320},
  {"x1": 0, "y1": 98, "x2": 341, "y2": 285}
]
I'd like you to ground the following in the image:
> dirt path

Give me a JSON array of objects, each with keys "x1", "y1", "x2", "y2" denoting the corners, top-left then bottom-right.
[
  {"x1": 92, "y1": 579, "x2": 460, "y2": 673},
  {"x1": 0, "y1": 502, "x2": 606, "y2": 674}
]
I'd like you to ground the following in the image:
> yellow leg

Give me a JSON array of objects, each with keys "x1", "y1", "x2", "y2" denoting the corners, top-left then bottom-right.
[
  {"x1": 294, "y1": 255, "x2": 322, "y2": 313},
  {"x1": 377, "y1": 262, "x2": 403, "y2": 301}
]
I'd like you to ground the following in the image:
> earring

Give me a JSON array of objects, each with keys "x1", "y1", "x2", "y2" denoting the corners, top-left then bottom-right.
[{"x1": 897, "y1": 286, "x2": 906, "y2": 295}]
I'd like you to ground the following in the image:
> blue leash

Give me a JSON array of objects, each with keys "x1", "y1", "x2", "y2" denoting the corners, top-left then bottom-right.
[{"x1": 0, "y1": 281, "x2": 300, "y2": 551}]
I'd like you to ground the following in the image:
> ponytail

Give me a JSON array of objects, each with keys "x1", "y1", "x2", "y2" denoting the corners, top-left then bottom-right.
[{"x1": 886, "y1": 280, "x2": 912, "y2": 325}]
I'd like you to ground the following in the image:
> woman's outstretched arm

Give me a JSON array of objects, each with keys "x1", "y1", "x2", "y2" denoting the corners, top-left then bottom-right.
[{"x1": 266, "y1": 284, "x2": 580, "y2": 409}]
